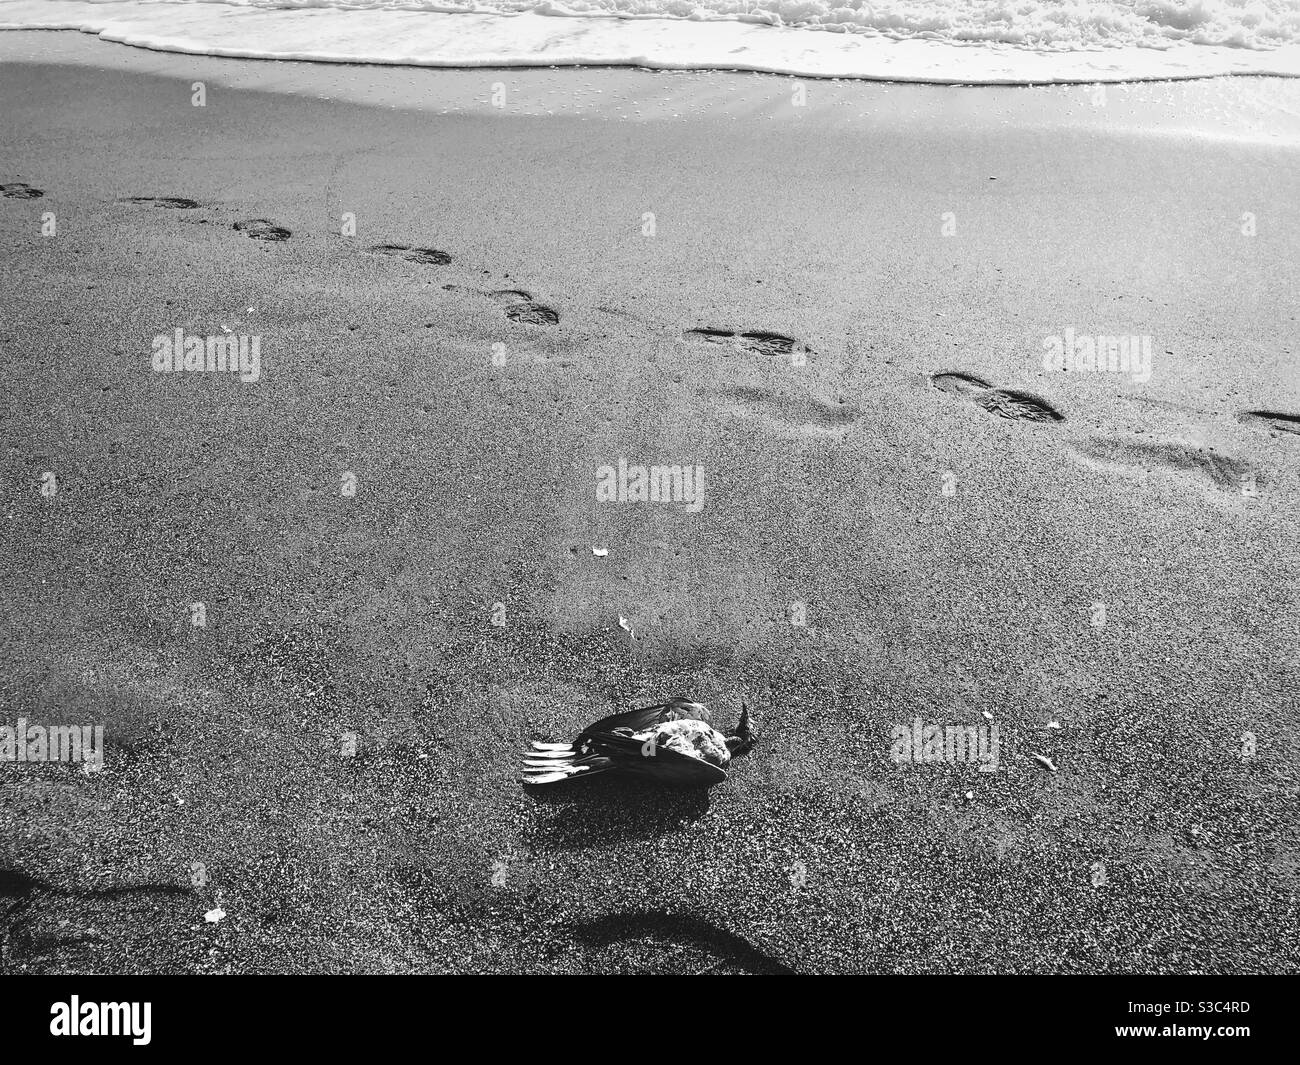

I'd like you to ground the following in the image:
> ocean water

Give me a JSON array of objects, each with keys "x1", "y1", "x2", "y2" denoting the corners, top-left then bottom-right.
[{"x1": 3, "y1": 0, "x2": 1300, "y2": 82}]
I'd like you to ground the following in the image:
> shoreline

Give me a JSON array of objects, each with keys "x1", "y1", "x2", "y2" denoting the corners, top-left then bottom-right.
[
  {"x1": 4, "y1": 1, "x2": 1300, "y2": 84},
  {"x1": 5, "y1": 30, "x2": 1300, "y2": 144}
]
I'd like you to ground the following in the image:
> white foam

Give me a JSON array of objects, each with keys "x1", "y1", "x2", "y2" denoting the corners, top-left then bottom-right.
[{"x1": 3, "y1": 0, "x2": 1300, "y2": 82}]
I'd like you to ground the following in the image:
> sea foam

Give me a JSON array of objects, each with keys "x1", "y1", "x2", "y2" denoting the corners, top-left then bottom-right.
[{"x1": 3, "y1": 0, "x2": 1300, "y2": 82}]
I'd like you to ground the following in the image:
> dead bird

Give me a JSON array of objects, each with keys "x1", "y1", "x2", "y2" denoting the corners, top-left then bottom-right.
[{"x1": 521, "y1": 698, "x2": 755, "y2": 787}]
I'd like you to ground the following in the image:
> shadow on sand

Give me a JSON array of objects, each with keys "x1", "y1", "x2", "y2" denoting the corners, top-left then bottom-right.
[{"x1": 522, "y1": 775, "x2": 714, "y2": 849}]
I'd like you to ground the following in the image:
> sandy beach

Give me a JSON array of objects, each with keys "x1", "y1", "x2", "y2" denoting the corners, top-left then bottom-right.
[{"x1": 1, "y1": 29, "x2": 1298, "y2": 974}]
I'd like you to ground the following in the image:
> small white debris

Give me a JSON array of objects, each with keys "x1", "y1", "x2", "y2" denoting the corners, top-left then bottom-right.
[
  {"x1": 617, "y1": 616, "x2": 635, "y2": 640},
  {"x1": 592, "y1": 547, "x2": 608, "y2": 557},
  {"x1": 981, "y1": 710, "x2": 994, "y2": 722},
  {"x1": 1031, "y1": 752, "x2": 1058, "y2": 772},
  {"x1": 1046, "y1": 720, "x2": 1062, "y2": 730},
  {"x1": 964, "y1": 790, "x2": 974, "y2": 801},
  {"x1": 204, "y1": 907, "x2": 226, "y2": 924}
]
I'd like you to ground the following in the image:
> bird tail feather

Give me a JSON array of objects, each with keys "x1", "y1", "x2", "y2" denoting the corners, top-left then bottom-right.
[{"x1": 520, "y1": 742, "x2": 613, "y2": 785}]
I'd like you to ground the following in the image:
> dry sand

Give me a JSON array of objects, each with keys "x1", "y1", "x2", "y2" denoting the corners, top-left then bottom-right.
[{"x1": 1, "y1": 32, "x2": 1298, "y2": 973}]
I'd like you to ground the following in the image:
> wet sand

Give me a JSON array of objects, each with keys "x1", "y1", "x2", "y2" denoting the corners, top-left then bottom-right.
[{"x1": 1, "y1": 32, "x2": 1298, "y2": 973}]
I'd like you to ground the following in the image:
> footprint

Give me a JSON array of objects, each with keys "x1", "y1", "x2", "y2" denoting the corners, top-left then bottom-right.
[
  {"x1": 1068, "y1": 437, "x2": 1257, "y2": 493},
  {"x1": 1238, "y1": 410, "x2": 1300, "y2": 436},
  {"x1": 931, "y1": 371, "x2": 1063, "y2": 423},
  {"x1": 740, "y1": 331, "x2": 809, "y2": 358},
  {"x1": 233, "y1": 219, "x2": 291, "y2": 242},
  {"x1": 369, "y1": 243, "x2": 452, "y2": 266},
  {"x1": 0, "y1": 183, "x2": 43, "y2": 200},
  {"x1": 120, "y1": 196, "x2": 200, "y2": 209},
  {"x1": 973, "y1": 390, "x2": 1064, "y2": 422},
  {"x1": 719, "y1": 386, "x2": 857, "y2": 437},
  {"x1": 444, "y1": 285, "x2": 559, "y2": 326},
  {"x1": 505, "y1": 302, "x2": 560, "y2": 326},
  {"x1": 685, "y1": 327, "x2": 810, "y2": 359}
]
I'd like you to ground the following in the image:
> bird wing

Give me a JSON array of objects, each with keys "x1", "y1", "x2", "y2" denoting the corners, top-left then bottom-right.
[
  {"x1": 583, "y1": 730, "x2": 727, "y2": 786},
  {"x1": 575, "y1": 700, "x2": 707, "y2": 745}
]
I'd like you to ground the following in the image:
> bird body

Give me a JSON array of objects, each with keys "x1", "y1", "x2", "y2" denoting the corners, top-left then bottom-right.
[
  {"x1": 521, "y1": 699, "x2": 754, "y2": 787},
  {"x1": 644, "y1": 718, "x2": 730, "y2": 768}
]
